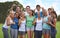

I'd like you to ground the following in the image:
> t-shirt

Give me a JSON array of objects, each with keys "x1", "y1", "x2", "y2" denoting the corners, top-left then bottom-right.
[
  {"x1": 26, "y1": 16, "x2": 35, "y2": 28},
  {"x1": 10, "y1": 17, "x2": 19, "y2": 29},
  {"x1": 19, "y1": 19, "x2": 26, "y2": 31},
  {"x1": 35, "y1": 18, "x2": 43, "y2": 31},
  {"x1": 24, "y1": 12, "x2": 29, "y2": 16},
  {"x1": 43, "y1": 16, "x2": 51, "y2": 29}
]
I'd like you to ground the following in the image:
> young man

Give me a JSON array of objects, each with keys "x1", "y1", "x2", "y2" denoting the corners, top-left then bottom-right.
[
  {"x1": 34, "y1": 5, "x2": 45, "y2": 38},
  {"x1": 24, "y1": 6, "x2": 30, "y2": 16},
  {"x1": 34, "y1": 5, "x2": 44, "y2": 18}
]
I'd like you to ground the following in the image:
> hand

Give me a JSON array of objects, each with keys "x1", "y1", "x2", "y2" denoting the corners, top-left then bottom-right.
[
  {"x1": 41, "y1": 7, "x2": 44, "y2": 9},
  {"x1": 47, "y1": 22, "x2": 51, "y2": 25},
  {"x1": 13, "y1": 22, "x2": 15, "y2": 24},
  {"x1": 34, "y1": 8, "x2": 36, "y2": 12},
  {"x1": 34, "y1": 8, "x2": 36, "y2": 10}
]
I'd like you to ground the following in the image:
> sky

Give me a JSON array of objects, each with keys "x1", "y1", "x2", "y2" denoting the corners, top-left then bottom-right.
[{"x1": 0, "y1": 0, "x2": 60, "y2": 15}]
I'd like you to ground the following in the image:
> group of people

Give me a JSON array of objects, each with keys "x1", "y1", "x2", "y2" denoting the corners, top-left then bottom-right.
[{"x1": 2, "y1": 4, "x2": 57, "y2": 38}]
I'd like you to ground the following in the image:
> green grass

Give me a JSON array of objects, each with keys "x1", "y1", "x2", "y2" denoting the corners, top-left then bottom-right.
[
  {"x1": 0, "y1": 21, "x2": 60, "y2": 38},
  {"x1": 56, "y1": 21, "x2": 60, "y2": 38}
]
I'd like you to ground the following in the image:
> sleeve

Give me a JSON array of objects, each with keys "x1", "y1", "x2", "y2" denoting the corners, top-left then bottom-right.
[
  {"x1": 40, "y1": 11, "x2": 43, "y2": 17},
  {"x1": 35, "y1": 12, "x2": 38, "y2": 18}
]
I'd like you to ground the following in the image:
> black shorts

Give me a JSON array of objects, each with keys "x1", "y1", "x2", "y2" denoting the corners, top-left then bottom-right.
[{"x1": 19, "y1": 31, "x2": 26, "y2": 35}]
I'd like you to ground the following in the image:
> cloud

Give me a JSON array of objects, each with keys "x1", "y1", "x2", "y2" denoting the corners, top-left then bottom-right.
[
  {"x1": 0, "y1": 0, "x2": 60, "y2": 15},
  {"x1": 35, "y1": 0, "x2": 44, "y2": 7},
  {"x1": 51, "y1": 0, "x2": 60, "y2": 15}
]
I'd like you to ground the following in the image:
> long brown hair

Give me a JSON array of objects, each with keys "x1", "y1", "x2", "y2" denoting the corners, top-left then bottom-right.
[
  {"x1": 30, "y1": 10, "x2": 35, "y2": 16},
  {"x1": 51, "y1": 11, "x2": 57, "y2": 18}
]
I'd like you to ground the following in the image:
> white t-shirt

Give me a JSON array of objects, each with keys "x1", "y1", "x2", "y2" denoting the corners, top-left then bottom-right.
[
  {"x1": 24, "y1": 12, "x2": 29, "y2": 16},
  {"x1": 3, "y1": 18, "x2": 13, "y2": 29},
  {"x1": 35, "y1": 18, "x2": 43, "y2": 31},
  {"x1": 35, "y1": 9, "x2": 42, "y2": 13},
  {"x1": 19, "y1": 19, "x2": 26, "y2": 31}
]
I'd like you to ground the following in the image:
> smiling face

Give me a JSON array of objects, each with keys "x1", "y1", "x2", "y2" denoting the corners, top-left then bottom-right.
[
  {"x1": 43, "y1": 10, "x2": 48, "y2": 16},
  {"x1": 36, "y1": 7, "x2": 40, "y2": 11},
  {"x1": 36, "y1": 5, "x2": 41, "y2": 11},
  {"x1": 9, "y1": 11, "x2": 15, "y2": 18},
  {"x1": 26, "y1": 6, "x2": 30, "y2": 13},
  {"x1": 16, "y1": 6, "x2": 21, "y2": 13},
  {"x1": 21, "y1": 12, "x2": 25, "y2": 18},
  {"x1": 15, "y1": 13, "x2": 19, "y2": 18},
  {"x1": 29, "y1": 10, "x2": 33, "y2": 16},
  {"x1": 51, "y1": 11, "x2": 57, "y2": 18},
  {"x1": 48, "y1": 8, "x2": 53, "y2": 15}
]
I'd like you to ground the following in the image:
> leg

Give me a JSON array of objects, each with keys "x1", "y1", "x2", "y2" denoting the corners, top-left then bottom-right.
[
  {"x1": 27, "y1": 27, "x2": 31, "y2": 38},
  {"x1": 30, "y1": 26, "x2": 34, "y2": 38},
  {"x1": 20, "y1": 35, "x2": 22, "y2": 38},
  {"x1": 34, "y1": 25, "x2": 36, "y2": 38},
  {"x1": 22, "y1": 35, "x2": 25, "y2": 38},
  {"x1": 30, "y1": 30, "x2": 33, "y2": 38},
  {"x1": 43, "y1": 29, "x2": 50, "y2": 38},
  {"x1": 51, "y1": 29, "x2": 56, "y2": 38},
  {"x1": 14, "y1": 29, "x2": 18, "y2": 38},
  {"x1": 35, "y1": 30, "x2": 39, "y2": 38},
  {"x1": 2, "y1": 28, "x2": 9, "y2": 38},
  {"x1": 19, "y1": 31, "x2": 24, "y2": 38},
  {"x1": 27, "y1": 30, "x2": 31, "y2": 38},
  {"x1": 39, "y1": 31, "x2": 42, "y2": 38},
  {"x1": 43, "y1": 29, "x2": 48, "y2": 38},
  {"x1": 10, "y1": 28, "x2": 14, "y2": 38}
]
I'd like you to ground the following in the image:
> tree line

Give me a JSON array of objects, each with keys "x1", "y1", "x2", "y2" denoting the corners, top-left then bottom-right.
[
  {"x1": 0, "y1": 1, "x2": 60, "y2": 23},
  {"x1": 0, "y1": 1, "x2": 24, "y2": 23}
]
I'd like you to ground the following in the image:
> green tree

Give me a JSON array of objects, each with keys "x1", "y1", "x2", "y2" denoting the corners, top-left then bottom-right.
[
  {"x1": 57, "y1": 15, "x2": 60, "y2": 21},
  {"x1": 0, "y1": 1, "x2": 24, "y2": 23}
]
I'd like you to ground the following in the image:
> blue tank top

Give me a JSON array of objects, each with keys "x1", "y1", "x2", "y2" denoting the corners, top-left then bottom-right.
[
  {"x1": 43, "y1": 16, "x2": 51, "y2": 29},
  {"x1": 11, "y1": 17, "x2": 19, "y2": 29}
]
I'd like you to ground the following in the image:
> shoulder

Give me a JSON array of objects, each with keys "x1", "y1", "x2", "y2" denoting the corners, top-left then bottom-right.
[
  {"x1": 33, "y1": 16, "x2": 35, "y2": 18},
  {"x1": 19, "y1": 19, "x2": 22, "y2": 22},
  {"x1": 26, "y1": 15, "x2": 29, "y2": 17},
  {"x1": 6, "y1": 16, "x2": 11, "y2": 20}
]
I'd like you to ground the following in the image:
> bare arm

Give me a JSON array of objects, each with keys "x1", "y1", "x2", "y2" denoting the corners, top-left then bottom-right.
[
  {"x1": 47, "y1": 16, "x2": 57, "y2": 28},
  {"x1": 46, "y1": 16, "x2": 51, "y2": 24},
  {"x1": 33, "y1": 19, "x2": 36, "y2": 25},
  {"x1": 6, "y1": 17, "x2": 11, "y2": 26},
  {"x1": 42, "y1": 7, "x2": 46, "y2": 14},
  {"x1": 18, "y1": 19, "x2": 21, "y2": 26},
  {"x1": 6, "y1": 17, "x2": 15, "y2": 26},
  {"x1": 50, "y1": 18, "x2": 57, "y2": 28}
]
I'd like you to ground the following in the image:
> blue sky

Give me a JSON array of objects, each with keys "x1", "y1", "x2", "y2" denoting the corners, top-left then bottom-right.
[{"x1": 0, "y1": 0, "x2": 60, "y2": 15}]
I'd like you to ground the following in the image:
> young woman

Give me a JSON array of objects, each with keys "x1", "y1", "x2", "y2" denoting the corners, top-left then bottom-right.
[
  {"x1": 49, "y1": 11, "x2": 57, "y2": 38},
  {"x1": 18, "y1": 12, "x2": 26, "y2": 38},
  {"x1": 2, "y1": 10, "x2": 15, "y2": 38},
  {"x1": 43, "y1": 10, "x2": 51, "y2": 38},
  {"x1": 10, "y1": 13, "x2": 19, "y2": 38},
  {"x1": 33, "y1": 12, "x2": 43, "y2": 38},
  {"x1": 26, "y1": 10, "x2": 35, "y2": 38},
  {"x1": 16, "y1": 6, "x2": 22, "y2": 14}
]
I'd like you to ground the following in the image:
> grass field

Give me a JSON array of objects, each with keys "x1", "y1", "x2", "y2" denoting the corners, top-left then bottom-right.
[{"x1": 0, "y1": 21, "x2": 60, "y2": 38}]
